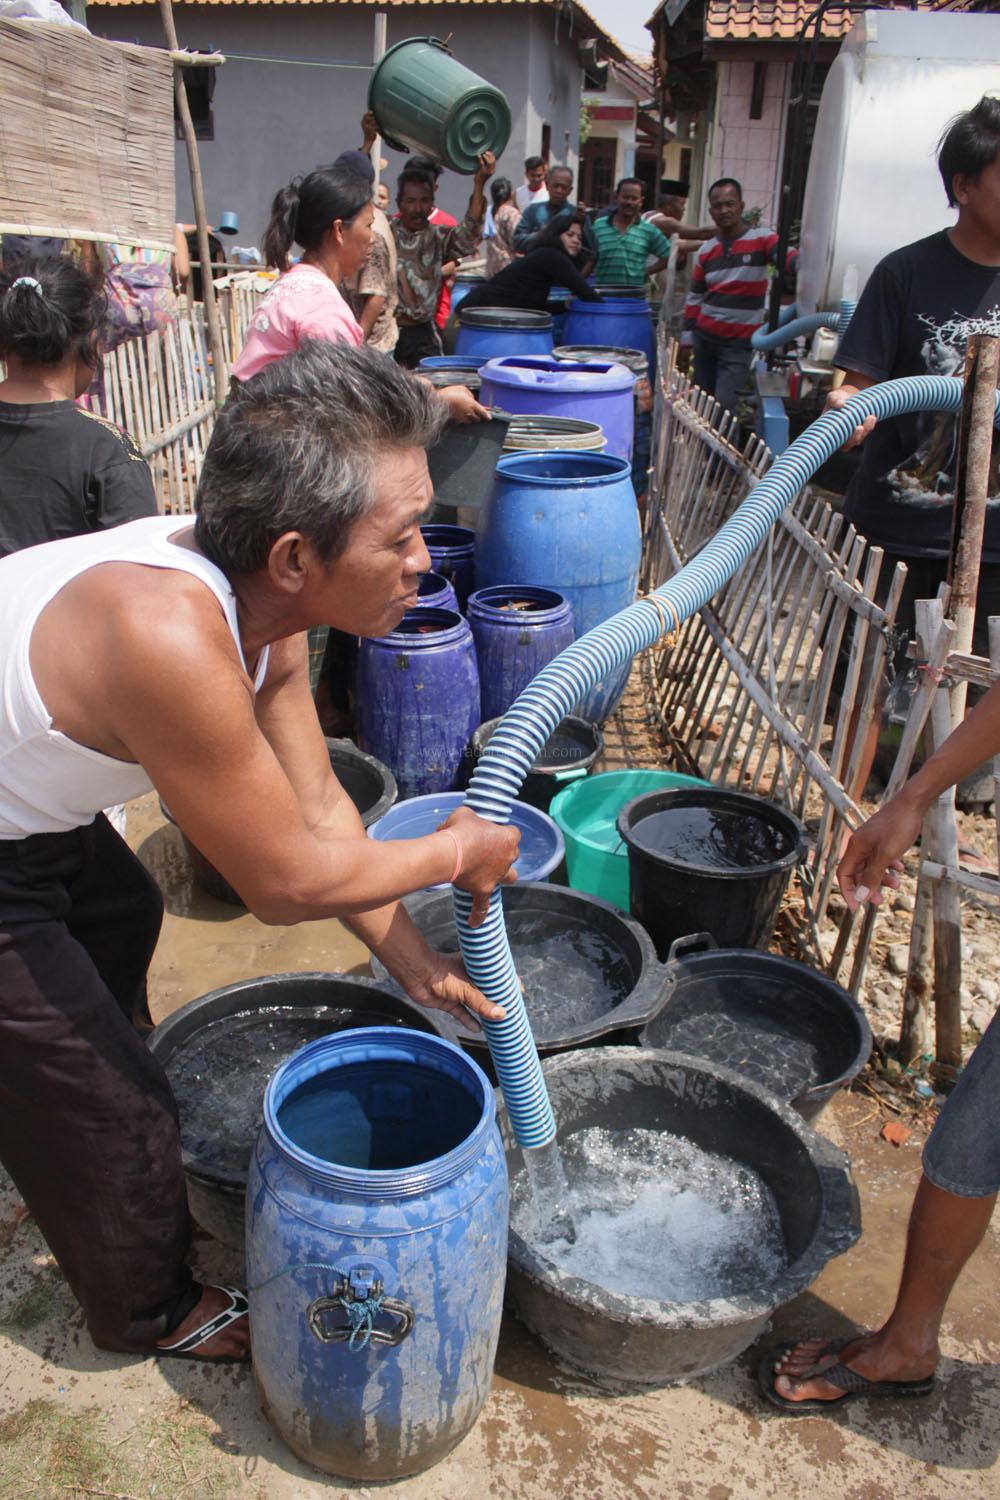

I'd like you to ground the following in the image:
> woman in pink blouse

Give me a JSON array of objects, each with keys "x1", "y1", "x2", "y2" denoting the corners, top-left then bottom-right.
[
  {"x1": 234, "y1": 156, "x2": 486, "y2": 424},
  {"x1": 233, "y1": 164, "x2": 370, "y2": 381}
]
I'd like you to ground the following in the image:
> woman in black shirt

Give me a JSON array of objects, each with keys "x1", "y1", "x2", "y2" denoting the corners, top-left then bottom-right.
[
  {"x1": 0, "y1": 255, "x2": 156, "y2": 558},
  {"x1": 460, "y1": 213, "x2": 603, "y2": 313}
]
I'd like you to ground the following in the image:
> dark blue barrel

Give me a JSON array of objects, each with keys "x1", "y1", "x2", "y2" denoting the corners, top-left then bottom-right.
[
  {"x1": 421, "y1": 523, "x2": 476, "y2": 610},
  {"x1": 355, "y1": 608, "x2": 480, "y2": 797},
  {"x1": 455, "y1": 307, "x2": 554, "y2": 361},
  {"x1": 467, "y1": 584, "x2": 574, "y2": 720},
  {"x1": 247, "y1": 1027, "x2": 507, "y2": 1480},
  {"x1": 476, "y1": 452, "x2": 640, "y2": 723},
  {"x1": 417, "y1": 355, "x2": 486, "y2": 391},
  {"x1": 479, "y1": 356, "x2": 635, "y2": 461},
  {"x1": 415, "y1": 570, "x2": 459, "y2": 612},
  {"x1": 564, "y1": 296, "x2": 655, "y2": 372}
]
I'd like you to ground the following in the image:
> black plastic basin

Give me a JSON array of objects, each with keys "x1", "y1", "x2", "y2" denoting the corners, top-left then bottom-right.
[
  {"x1": 370, "y1": 883, "x2": 666, "y2": 1075},
  {"x1": 502, "y1": 1048, "x2": 860, "y2": 1388},
  {"x1": 638, "y1": 936, "x2": 873, "y2": 1121},
  {"x1": 163, "y1": 738, "x2": 396, "y2": 906},
  {"x1": 148, "y1": 973, "x2": 455, "y2": 1249},
  {"x1": 469, "y1": 715, "x2": 604, "y2": 812}
]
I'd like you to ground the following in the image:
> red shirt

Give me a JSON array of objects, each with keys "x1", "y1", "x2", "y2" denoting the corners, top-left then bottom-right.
[{"x1": 430, "y1": 207, "x2": 458, "y2": 328}]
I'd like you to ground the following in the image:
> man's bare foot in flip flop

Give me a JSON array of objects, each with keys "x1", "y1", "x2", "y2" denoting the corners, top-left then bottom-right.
[
  {"x1": 766, "y1": 1328, "x2": 937, "y2": 1409},
  {"x1": 155, "y1": 1283, "x2": 251, "y2": 1364}
]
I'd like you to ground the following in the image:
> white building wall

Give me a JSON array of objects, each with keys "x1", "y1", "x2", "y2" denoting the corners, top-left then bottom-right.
[{"x1": 706, "y1": 58, "x2": 789, "y2": 226}]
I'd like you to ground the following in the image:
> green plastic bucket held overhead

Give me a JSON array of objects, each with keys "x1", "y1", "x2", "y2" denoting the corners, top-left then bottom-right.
[{"x1": 369, "y1": 37, "x2": 511, "y2": 174}]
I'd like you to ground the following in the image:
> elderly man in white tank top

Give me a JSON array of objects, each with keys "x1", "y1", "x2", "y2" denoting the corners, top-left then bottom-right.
[{"x1": 0, "y1": 341, "x2": 518, "y2": 1365}]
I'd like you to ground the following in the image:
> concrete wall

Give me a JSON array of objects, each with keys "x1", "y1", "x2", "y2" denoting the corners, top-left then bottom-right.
[
  {"x1": 707, "y1": 59, "x2": 789, "y2": 225},
  {"x1": 90, "y1": 3, "x2": 583, "y2": 248}
]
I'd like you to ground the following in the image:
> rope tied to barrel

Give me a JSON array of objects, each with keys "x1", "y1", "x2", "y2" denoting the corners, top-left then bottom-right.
[{"x1": 336, "y1": 1290, "x2": 387, "y2": 1351}]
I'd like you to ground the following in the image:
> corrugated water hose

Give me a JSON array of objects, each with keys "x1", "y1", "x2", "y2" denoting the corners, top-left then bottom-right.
[{"x1": 454, "y1": 375, "x2": 1000, "y2": 1151}]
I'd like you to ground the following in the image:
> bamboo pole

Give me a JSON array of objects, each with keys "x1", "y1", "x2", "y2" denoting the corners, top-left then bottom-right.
[
  {"x1": 930, "y1": 335, "x2": 1000, "y2": 1071},
  {"x1": 159, "y1": 0, "x2": 228, "y2": 408}
]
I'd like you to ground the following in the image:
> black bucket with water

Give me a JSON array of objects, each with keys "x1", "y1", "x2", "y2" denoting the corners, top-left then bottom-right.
[
  {"x1": 468, "y1": 714, "x2": 604, "y2": 811},
  {"x1": 617, "y1": 787, "x2": 806, "y2": 960},
  {"x1": 148, "y1": 973, "x2": 455, "y2": 1251},
  {"x1": 638, "y1": 934, "x2": 872, "y2": 1121},
  {"x1": 369, "y1": 882, "x2": 667, "y2": 1077}
]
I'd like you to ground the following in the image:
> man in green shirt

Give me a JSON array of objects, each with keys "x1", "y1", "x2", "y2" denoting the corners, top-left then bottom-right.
[{"x1": 592, "y1": 178, "x2": 672, "y2": 287}]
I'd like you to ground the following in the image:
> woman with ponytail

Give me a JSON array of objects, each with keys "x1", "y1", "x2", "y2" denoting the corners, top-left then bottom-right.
[
  {"x1": 232, "y1": 162, "x2": 373, "y2": 381},
  {"x1": 0, "y1": 255, "x2": 156, "y2": 557}
]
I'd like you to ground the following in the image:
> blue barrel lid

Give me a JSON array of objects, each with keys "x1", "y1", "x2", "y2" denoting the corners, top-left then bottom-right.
[{"x1": 481, "y1": 356, "x2": 634, "y2": 393}]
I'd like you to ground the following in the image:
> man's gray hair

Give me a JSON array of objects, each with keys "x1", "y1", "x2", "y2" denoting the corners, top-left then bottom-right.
[{"x1": 194, "y1": 340, "x2": 447, "y2": 574}]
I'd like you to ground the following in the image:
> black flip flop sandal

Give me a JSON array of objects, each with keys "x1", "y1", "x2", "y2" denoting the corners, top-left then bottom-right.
[
  {"x1": 156, "y1": 1283, "x2": 250, "y2": 1365},
  {"x1": 759, "y1": 1339, "x2": 936, "y2": 1414}
]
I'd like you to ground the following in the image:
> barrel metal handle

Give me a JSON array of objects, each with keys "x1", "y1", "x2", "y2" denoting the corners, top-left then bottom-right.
[{"x1": 307, "y1": 1290, "x2": 414, "y2": 1347}]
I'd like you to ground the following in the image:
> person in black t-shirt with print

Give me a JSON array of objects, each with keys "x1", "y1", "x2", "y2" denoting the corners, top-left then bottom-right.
[
  {"x1": 0, "y1": 255, "x2": 157, "y2": 559},
  {"x1": 759, "y1": 97, "x2": 1000, "y2": 1420},
  {"x1": 460, "y1": 212, "x2": 603, "y2": 315},
  {"x1": 829, "y1": 95, "x2": 1000, "y2": 657}
]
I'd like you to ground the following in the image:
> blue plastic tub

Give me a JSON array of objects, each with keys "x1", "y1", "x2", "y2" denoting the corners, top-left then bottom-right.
[
  {"x1": 368, "y1": 790, "x2": 565, "y2": 888},
  {"x1": 415, "y1": 570, "x2": 459, "y2": 612},
  {"x1": 479, "y1": 355, "x2": 635, "y2": 461},
  {"x1": 247, "y1": 1027, "x2": 506, "y2": 1479},
  {"x1": 421, "y1": 523, "x2": 476, "y2": 610}
]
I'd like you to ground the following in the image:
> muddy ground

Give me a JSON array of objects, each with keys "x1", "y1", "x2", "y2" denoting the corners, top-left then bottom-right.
[{"x1": 1, "y1": 712, "x2": 999, "y2": 1498}]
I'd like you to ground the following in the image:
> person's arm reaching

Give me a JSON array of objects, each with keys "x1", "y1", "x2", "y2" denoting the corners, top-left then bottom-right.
[
  {"x1": 446, "y1": 152, "x2": 496, "y2": 259},
  {"x1": 839, "y1": 676, "x2": 1000, "y2": 909}
]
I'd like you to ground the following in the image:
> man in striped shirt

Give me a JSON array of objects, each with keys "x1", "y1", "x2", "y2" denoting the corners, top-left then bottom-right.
[{"x1": 680, "y1": 178, "x2": 795, "y2": 417}]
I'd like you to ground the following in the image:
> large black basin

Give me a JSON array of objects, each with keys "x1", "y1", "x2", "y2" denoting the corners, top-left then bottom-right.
[
  {"x1": 502, "y1": 1048, "x2": 860, "y2": 1388},
  {"x1": 638, "y1": 936, "x2": 872, "y2": 1121},
  {"x1": 370, "y1": 883, "x2": 666, "y2": 1075},
  {"x1": 149, "y1": 973, "x2": 454, "y2": 1250},
  {"x1": 163, "y1": 737, "x2": 397, "y2": 906}
]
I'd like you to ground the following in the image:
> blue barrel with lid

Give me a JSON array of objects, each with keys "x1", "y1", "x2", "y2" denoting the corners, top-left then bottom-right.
[
  {"x1": 417, "y1": 356, "x2": 486, "y2": 391},
  {"x1": 563, "y1": 297, "x2": 655, "y2": 373},
  {"x1": 475, "y1": 451, "x2": 640, "y2": 722},
  {"x1": 455, "y1": 308, "x2": 554, "y2": 362},
  {"x1": 247, "y1": 1027, "x2": 507, "y2": 1480},
  {"x1": 421, "y1": 523, "x2": 476, "y2": 610},
  {"x1": 355, "y1": 608, "x2": 479, "y2": 798},
  {"x1": 467, "y1": 584, "x2": 574, "y2": 720},
  {"x1": 479, "y1": 356, "x2": 635, "y2": 461}
]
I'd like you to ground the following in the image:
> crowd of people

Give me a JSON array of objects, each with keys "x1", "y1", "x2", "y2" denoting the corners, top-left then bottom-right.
[{"x1": 1, "y1": 93, "x2": 999, "y2": 1431}]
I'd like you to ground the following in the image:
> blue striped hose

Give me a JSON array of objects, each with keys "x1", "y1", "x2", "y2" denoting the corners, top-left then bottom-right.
[
  {"x1": 455, "y1": 375, "x2": 1000, "y2": 1150},
  {"x1": 751, "y1": 310, "x2": 839, "y2": 351}
]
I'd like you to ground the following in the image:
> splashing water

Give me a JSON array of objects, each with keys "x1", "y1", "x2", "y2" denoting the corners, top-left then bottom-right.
[
  {"x1": 523, "y1": 1139, "x2": 576, "y2": 1244},
  {"x1": 513, "y1": 1127, "x2": 787, "y2": 1303}
]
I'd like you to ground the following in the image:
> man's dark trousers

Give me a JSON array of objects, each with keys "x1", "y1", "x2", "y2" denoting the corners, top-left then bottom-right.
[
  {"x1": 0, "y1": 815, "x2": 194, "y2": 1352},
  {"x1": 692, "y1": 329, "x2": 753, "y2": 418}
]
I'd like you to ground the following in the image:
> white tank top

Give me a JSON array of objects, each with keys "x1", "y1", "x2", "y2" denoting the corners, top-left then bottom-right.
[{"x1": 0, "y1": 515, "x2": 270, "y2": 837}]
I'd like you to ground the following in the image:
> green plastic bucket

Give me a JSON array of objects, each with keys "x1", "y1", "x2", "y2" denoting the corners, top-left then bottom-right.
[
  {"x1": 369, "y1": 37, "x2": 511, "y2": 174},
  {"x1": 550, "y1": 769, "x2": 708, "y2": 911}
]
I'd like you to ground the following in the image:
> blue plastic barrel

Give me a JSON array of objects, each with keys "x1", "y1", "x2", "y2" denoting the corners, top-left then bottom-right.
[
  {"x1": 355, "y1": 608, "x2": 479, "y2": 797},
  {"x1": 455, "y1": 307, "x2": 554, "y2": 361},
  {"x1": 421, "y1": 524, "x2": 476, "y2": 610},
  {"x1": 415, "y1": 570, "x2": 459, "y2": 612},
  {"x1": 417, "y1": 355, "x2": 486, "y2": 391},
  {"x1": 479, "y1": 356, "x2": 635, "y2": 462},
  {"x1": 368, "y1": 790, "x2": 565, "y2": 887},
  {"x1": 475, "y1": 452, "x2": 640, "y2": 722},
  {"x1": 467, "y1": 584, "x2": 574, "y2": 720},
  {"x1": 247, "y1": 1027, "x2": 507, "y2": 1480},
  {"x1": 564, "y1": 296, "x2": 655, "y2": 372}
]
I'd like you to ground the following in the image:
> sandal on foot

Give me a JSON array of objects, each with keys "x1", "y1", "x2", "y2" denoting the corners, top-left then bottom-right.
[
  {"x1": 156, "y1": 1283, "x2": 250, "y2": 1365},
  {"x1": 759, "y1": 1339, "x2": 935, "y2": 1414}
]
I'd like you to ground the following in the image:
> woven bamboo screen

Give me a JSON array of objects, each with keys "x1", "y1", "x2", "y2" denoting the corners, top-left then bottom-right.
[{"x1": 0, "y1": 18, "x2": 175, "y2": 250}]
